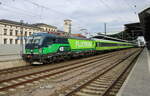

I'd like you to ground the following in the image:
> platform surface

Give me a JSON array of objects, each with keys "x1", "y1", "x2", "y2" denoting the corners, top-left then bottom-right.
[
  {"x1": 0, "y1": 54, "x2": 21, "y2": 61},
  {"x1": 117, "y1": 48, "x2": 150, "y2": 96}
]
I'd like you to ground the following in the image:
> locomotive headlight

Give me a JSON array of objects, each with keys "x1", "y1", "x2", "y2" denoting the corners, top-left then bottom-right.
[{"x1": 59, "y1": 47, "x2": 64, "y2": 51}]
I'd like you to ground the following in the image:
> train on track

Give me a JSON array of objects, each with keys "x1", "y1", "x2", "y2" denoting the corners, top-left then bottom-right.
[{"x1": 22, "y1": 32, "x2": 136, "y2": 64}]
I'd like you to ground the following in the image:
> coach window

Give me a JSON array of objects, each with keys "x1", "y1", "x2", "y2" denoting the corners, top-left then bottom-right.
[
  {"x1": 101, "y1": 43, "x2": 106, "y2": 47},
  {"x1": 4, "y1": 38, "x2": 7, "y2": 44},
  {"x1": 99, "y1": 42, "x2": 101, "y2": 47},
  {"x1": 96, "y1": 42, "x2": 99, "y2": 47},
  {"x1": 96, "y1": 42, "x2": 98, "y2": 47}
]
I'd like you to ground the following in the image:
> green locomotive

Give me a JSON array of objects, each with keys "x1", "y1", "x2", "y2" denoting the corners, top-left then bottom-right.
[{"x1": 22, "y1": 33, "x2": 134, "y2": 64}]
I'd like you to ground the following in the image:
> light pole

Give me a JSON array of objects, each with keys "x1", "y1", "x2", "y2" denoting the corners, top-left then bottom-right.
[{"x1": 104, "y1": 23, "x2": 106, "y2": 35}]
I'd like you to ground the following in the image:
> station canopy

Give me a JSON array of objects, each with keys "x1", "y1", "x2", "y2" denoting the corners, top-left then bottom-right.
[{"x1": 139, "y1": 7, "x2": 150, "y2": 49}]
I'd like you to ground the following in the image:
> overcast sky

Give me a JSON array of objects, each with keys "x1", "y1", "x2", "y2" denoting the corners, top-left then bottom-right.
[{"x1": 0, "y1": 0, "x2": 149, "y2": 35}]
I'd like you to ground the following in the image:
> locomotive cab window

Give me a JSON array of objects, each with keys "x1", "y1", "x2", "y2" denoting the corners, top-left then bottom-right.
[
  {"x1": 26, "y1": 36, "x2": 43, "y2": 45},
  {"x1": 42, "y1": 37, "x2": 55, "y2": 46},
  {"x1": 55, "y1": 38, "x2": 68, "y2": 44}
]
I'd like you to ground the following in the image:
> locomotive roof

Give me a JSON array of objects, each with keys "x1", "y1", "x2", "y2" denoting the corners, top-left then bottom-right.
[
  {"x1": 92, "y1": 35, "x2": 129, "y2": 42},
  {"x1": 32, "y1": 32, "x2": 65, "y2": 38},
  {"x1": 32, "y1": 32, "x2": 92, "y2": 40},
  {"x1": 69, "y1": 36, "x2": 92, "y2": 40}
]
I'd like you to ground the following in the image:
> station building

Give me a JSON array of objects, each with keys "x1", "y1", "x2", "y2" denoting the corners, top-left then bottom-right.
[{"x1": 0, "y1": 19, "x2": 58, "y2": 44}]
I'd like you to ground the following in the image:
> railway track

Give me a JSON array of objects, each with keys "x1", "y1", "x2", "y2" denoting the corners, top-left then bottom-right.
[
  {"x1": 0, "y1": 51, "x2": 122, "y2": 92},
  {"x1": 0, "y1": 49, "x2": 131, "y2": 81},
  {"x1": 105, "y1": 55, "x2": 138, "y2": 96},
  {"x1": 0, "y1": 49, "x2": 122, "y2": 76},
  {"x1": 59, "y1": 49, "x2": 141, "y2": 96},
  {"x1": 0, "y1": 66, "x2": 34, "y2": 76},
  {"x1": 0, "y1": 48, "x2": 140, "y2": 96}
]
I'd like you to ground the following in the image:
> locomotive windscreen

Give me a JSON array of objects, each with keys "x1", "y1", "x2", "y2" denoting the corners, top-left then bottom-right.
[{"x1": 25, "y1": 36, "x2": 43, "y2": 49}]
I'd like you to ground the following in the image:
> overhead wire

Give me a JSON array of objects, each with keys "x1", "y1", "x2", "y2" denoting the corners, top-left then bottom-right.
[
  {"x1": 97, "y1": 0, "x2": 123, "y2": 33},
  {"x1": 98, "y1": 0, "x2": 127, "y2": 21},
  {"x1": 122, "y1": 0, "x2": 137, "y2": 16},
  {"x1": 0, "y1": 0, "x2": 102, "y2": 33},
  {"x1": 24, "y1": 0, "x2": 86, "y2": 32},
  {"x1": 97, "y1": 0, "x2": 138, "y2": 33},
  {"x1": 122, "y1": 0, "x2": 139, "y2": 23},
  {"x1": 0, "y1": 0, "x2": 41, "y2": 20}
]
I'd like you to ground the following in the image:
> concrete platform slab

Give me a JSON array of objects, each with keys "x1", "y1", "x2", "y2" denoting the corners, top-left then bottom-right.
[
  {"x1": 0, "y1": 54, "x2": 29, "y2": 70},
  {"x1": 117, "y1": 48, "x2": 150, "y2": 96},
  {"x1": 0, "y1": 54, "x2": 21, "y2": 61},
  {"x1": 0, "y1": 59, "x2": 29, "y2": 70}
]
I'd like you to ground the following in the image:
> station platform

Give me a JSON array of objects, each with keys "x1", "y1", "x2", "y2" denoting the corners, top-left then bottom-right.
[
  {"x1": 0, "y1": 54, "x2": 21, "y2": 61},
  {"x1": 0, "y1": 54, "x2": 28, "y2": 70},
  {"x1": 117, "y1": 48, "x2": 150, "y2": 96}
]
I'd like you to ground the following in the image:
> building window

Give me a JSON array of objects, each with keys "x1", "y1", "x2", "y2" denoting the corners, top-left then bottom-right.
[
  {"x1": 16, "y1": 26, "x2": 18, "y2": 29},
  {"x1": 25, "y1": 31, "x2": 27, "y2": 36},
  {"x1": 29, "y1": 32, "x2": 32, "y2": 36},
  {"x1": 10, "y1": 39, "x2": 13, "y2": 44},
  {"x1": 4, "y1": 38, "x2": 7, "y2": 44},
  {"x1": 4, "y1": 29, "x2": 7, "y2": 35},
  {"x1": 15, "y1": 30, "x2": 18, "y2": 36},
  {"x1": 10, "y1": 25, "x2": 12, "y2": 28},
  {"x1": 4, "y1": 24, "x2": 7, "y2": 27},
  {"x1": 10, "y1": 29, "x2": 13, "y2": 36},
  {"x1": 20, "y1": 31, "x2": 23, "y2": 36},
  {"x1": 15, "y1": 39, "x2": 18, "y2": 44}
]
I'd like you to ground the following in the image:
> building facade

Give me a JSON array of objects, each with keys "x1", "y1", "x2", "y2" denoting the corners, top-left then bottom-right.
[
  {"x1": 33, "y1": 23, "x2": 58, "y2": 32},
  {"x1": 0, "y1": 19, "x2": 58, "y2": 44}
]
